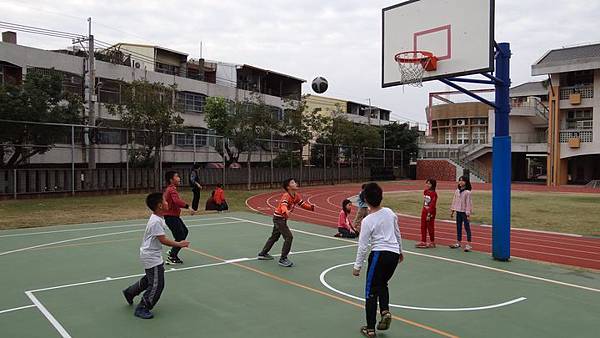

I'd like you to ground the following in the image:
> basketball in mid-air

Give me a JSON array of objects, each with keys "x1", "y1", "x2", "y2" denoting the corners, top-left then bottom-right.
[{"x1": 311, "y1": 76, "x2": 328, "y2": 94}]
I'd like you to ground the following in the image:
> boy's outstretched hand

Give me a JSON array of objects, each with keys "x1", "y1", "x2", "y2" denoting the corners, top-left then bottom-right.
[
  {"x1": 178, "y1": 240, "x2": 190, "y2": 248},
  {"x1": 352, "y1": 268, "x2": 360, "y2": 276},
  {"x1": 398, "y1": 253, "x2": 404, "y2": 264}
]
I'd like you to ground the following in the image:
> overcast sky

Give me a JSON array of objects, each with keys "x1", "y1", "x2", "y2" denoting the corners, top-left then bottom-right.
[{"x1": 2, "y1": 0, "x2": 600, "y2": 126}]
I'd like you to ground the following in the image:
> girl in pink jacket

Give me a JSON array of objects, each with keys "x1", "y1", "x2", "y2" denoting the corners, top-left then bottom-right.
[{"x1": 450, "y1": 176, "x2": 473, "y2": 252}]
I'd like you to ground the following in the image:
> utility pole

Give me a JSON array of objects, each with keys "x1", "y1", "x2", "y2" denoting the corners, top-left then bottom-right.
[{"x1": 87, "y1": 18, "x2": 96, "y2": 169}]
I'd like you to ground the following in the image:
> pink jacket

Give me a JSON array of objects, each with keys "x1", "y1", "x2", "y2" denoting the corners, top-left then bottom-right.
[
  {"x1": 450, "y1": 189, "x2": 473, "y2": 216},
  {"x1": 338, "y1": 210, "x2": 352, "y2": 230}
]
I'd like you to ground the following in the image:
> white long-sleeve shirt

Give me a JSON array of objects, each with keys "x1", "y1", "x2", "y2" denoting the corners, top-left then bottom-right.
[{"x1": 354, "y1": 207, "x2": 403, "y2": 270}]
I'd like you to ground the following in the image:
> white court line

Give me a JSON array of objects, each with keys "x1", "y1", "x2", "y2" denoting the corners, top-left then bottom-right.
[
  {"x1": 26, "y1": 243, "x2": 356, "y2": 294},
  {"x1": 0, "y1": 221, "x2": 242, "y2": 257},
  {"x1": 25, "y1": 291, "x2": 72, "y2": 338},
  {"x1": 226, "y1": 216, "x2": 600, "y2": 294},
  {"x1": 319, "y1": 262, "x2": 528, "y2": 312},
  {"x1": 0, "y1": 217, "x2": 231, "y2": 238},
  {"x1": 0, "y1": 304, "x2": 36, "y2": 315}
]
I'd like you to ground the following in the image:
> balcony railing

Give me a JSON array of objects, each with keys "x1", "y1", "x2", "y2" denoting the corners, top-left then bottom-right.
[
  {"x1": 559, "y1": 85, "x2": 594, "y2": 100},
  {"x1": 559, "y1": 130, "x2": 593, "y2": 143}
]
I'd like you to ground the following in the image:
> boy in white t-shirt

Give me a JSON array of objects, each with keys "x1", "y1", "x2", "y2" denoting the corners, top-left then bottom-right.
[
  {"x1": 122, "y1": 192, "x2": 190, "y2": 319},
  {"x1": 353, "y1": 182, "x2": 404, "y2": 337}
]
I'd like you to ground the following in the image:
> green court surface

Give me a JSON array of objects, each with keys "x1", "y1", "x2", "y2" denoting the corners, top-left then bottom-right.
[{"x1": 1, "y1": 212, "x2": 599, "y2": 338}]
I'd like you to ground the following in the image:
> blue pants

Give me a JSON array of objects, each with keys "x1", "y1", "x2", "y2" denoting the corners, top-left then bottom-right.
[{"x1": 456, "y1": 212, "x2": 472, "y2": 242}]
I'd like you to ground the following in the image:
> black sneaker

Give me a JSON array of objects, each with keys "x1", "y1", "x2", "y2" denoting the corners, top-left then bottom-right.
[
  {"x1": 257, "y1": 253, "x2": 274, "y2": 260},
  {"x1": 278, "y1": 258, "x2": 294, "y2": 267},
  {"x1": 122, "y1": 290, "x2": 134, "y2": 305},
  {"x1": 166, "y1": 256, "x2": 183, "y2": 265},
  {"x1": 134, "y1": 306, "x2": 154, "y2": 319}
]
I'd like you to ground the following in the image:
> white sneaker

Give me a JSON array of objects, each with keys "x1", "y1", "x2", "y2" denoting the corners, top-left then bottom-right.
[{"x1": 464, "y1": 244, "x2": 472, "y2": 252}]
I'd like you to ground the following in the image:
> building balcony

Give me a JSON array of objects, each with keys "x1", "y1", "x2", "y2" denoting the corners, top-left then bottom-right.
[
  {"x1": 559, "y1": 85, "x2": 594, "y2": 100},
  {"x1": 559, "y1": 129, "x2": 593, "y2": 143}
]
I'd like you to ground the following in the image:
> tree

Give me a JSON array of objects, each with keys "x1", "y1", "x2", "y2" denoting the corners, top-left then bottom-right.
[
  {"x1": 381, "y1": 122, "x2": 420, "y2": 167},
  {"x1": 0, "y1": 69, "x2": 83, "y2": 168},
  {"x1": 205, "y1": 93, "x2": 278, "y2": 189},
  {"x1": 107, "y1": 80, "x2": 184, "y2": 186}
]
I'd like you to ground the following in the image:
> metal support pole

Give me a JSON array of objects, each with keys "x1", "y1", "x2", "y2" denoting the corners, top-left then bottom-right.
[
  {"x1": 126, "y1": 129, "x2": 129, "y2": 194},
  {"x1": 71, "y1": 126, "x2": 75, "y2": 196},
  {"x1": 492, "y1": 42, "x2": 512, "y2": 261},
  {"x1": 222, "y1": 138, "x2": 226, "y2": 187},
  {"x1": 270, "y1": 133, "x2": 274, "y2": 188},
  {"x1": 308, "y1": 143, "x2": 312, "y2": 186},
  {"x1": 13, "y1": 168, "x2": 17, "y2": 199},
  {"x1": 350, "y1": 147, "x2": 353, "y2": 183},
  {"x1": 193, "y1": 133, "x2": 197, "y2": 164},
  {"x1": 323, "y1": 144, "x2": 326, "y2": 184}
]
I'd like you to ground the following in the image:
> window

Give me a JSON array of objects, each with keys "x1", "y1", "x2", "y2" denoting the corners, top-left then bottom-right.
[
  {"x1": 177, "y1": 92, "x2": 206, "y2": 114},
  {"x1": 445, "y1": 129, "x2": 453, "y2": 144},
  {"x1": 456, "y1": 127, "x2": 469, "y2": 144},
  {"x1": 155, "y1": 62, "x2": 179, "y2": 76},
  {"x1": 97, "y1": 78, "x2": 123, "y2": 104},
  {"x1": 174, "y1": 129, "x2": 213, "y2": 147},
  {"x1": 566, "y1": 109, "x2": 593, "y2": 129},
  {"x1": 472, "y1": 127, "x2": 488, "y2": 144},
  {"x1": 97, "y1": 129, "x2": 125, "y2": 144}
]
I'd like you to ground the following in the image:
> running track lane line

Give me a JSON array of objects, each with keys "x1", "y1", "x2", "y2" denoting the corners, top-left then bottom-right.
[
  {"x1": 227, "y1": 216, "x2": 600, "y2": 294},
  {"x1": 185, "y1": 247, "x2": 459, "y2": 338}
]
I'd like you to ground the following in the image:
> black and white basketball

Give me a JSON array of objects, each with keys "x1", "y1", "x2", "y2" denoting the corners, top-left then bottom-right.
[{"x1": 311, "y1": 76, "x2": 328, "y2": 94}]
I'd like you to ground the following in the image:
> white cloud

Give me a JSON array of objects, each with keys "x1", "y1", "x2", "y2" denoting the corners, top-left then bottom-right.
[{"x1": 2, "y1": 0, "x2": 599, "y2": 125}]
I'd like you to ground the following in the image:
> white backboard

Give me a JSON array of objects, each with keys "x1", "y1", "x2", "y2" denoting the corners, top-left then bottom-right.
[{"x1": 382, "y1": 0, "x2": 494, "y2": 87}]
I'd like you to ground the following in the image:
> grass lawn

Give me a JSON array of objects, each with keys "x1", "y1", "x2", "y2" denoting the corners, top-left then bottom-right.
[
  {"x1": 0, "y1": 189, "x2": 268, "y2": 230},
  {"x1": 385, "y1": 190, "x2": 600, "y2": 237}
]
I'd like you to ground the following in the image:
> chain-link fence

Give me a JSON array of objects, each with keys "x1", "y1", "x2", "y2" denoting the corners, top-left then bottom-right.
[{"x1": 0, "y1": 120, "x2": 410, "y2": 198}]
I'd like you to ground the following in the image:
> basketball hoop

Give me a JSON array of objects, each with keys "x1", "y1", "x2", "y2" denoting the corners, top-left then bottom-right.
[{"x1": 394, "y1": 51, "x2": 438, "y2": 87}]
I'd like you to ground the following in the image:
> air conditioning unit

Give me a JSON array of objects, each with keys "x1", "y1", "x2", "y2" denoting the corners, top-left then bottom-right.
[{"x1": 456, "y1": 119, "x2": 466, "y2": 126}]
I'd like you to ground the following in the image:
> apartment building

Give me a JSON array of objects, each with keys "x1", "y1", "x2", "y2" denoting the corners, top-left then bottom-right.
[
  {"x1": 0, "y1": 31, "x2": 304, "y2": 166},
  {"x1": 532, "y1": 42, "x2": 600, "y2": 186}
]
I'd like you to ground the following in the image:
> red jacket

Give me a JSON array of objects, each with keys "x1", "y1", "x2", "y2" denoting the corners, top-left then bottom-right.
[
  {"x1": 214, "y1": 188, "x2": 225, "y2": 204},
  {"x1": 163, "y1": 184, "x2": 188, "y2": 217},
  {"x1": 273, "y1": 192, "x2": 314, "y2": 219},
  {"x1": 422, "y1": 189, "x2": 438, "y2": 215}
]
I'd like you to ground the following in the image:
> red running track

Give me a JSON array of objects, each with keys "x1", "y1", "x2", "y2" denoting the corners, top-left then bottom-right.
[{"x1": 246, "y1": 181, "x2": 600, "y2": 271}]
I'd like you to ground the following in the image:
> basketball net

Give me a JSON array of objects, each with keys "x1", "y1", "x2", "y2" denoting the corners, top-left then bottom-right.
[{"x1": 394, "y1": 51, "x2": 437, "y2": 87}]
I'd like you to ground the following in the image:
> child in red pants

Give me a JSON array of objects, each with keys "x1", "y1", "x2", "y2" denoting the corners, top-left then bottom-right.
[{"x1": 416, "y1": 179, "x2": 437, "y2": 248}]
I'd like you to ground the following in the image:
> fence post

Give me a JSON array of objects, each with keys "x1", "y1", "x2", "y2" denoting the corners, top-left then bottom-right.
[
  {"x1": 193, "y1": 133, "x2": 197, "y2": 164},
  {"x1": 13, "y1": 168, "x2": 17, "y2": 199},
  {"x1": 323, "y1": 144, "x2": 326, "y2": 185},
  {"x1": 71, "y1": 125, "x2": 75, "y2": 196},
  {"x1": 270, "y1": 136, "x2": 274, "y2": 189},
  {"x1": 337, "y1": 148, "x2": 341, "y2": 185},
  {"x1": 299, "y1": 143, "x2": 303, "y2": 187},
  {"x1": 401, "y1": 150, "x2": 404, "y2": 178},
  {"x1": 350, "y1": 147, "x2": 354, "y2": 183},
  {"x1": 126, "y1": 129, "x2": 129, "y2": 194},
  {"x1": 222, "y1": 137, "x2": 226, "y2": 187},
  {"x1": 308, "y1": 143, "x2": 312, "y2": 186}
]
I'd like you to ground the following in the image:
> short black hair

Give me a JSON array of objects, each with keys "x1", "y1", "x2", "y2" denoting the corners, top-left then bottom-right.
[
  {"x1": 193, "y1": 163, "x2": 201, "y2": 169},
  {"x1": 165, "y1": 171, "x2": 178, "y2": 183},
  {"x1": 363, "y1": 182, "x2": 383, "y2": 207},
  {"x1": 282, "y1": 178, "x2": 294, "y2": 191},
  {"x1": 427, "y1": 178, "x2": 437, "y2": 191},
  {"x1": 145, "y1": 192, "x2": 163, "y2": 212},
  {"x1": 361, "y1": 184, "x2": 367, "y2": 189},
  {"x1": 217, "y1": 183, "x2": 223, "y2": 188}
]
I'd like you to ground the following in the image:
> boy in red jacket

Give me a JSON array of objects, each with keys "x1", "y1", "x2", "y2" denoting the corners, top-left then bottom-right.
[
  {"x1": 257, "y1": 178, "x2": 315, "y2": 267},
  {"x1": 163, "y1": 171, "x2": 193, "y2": 264}
]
